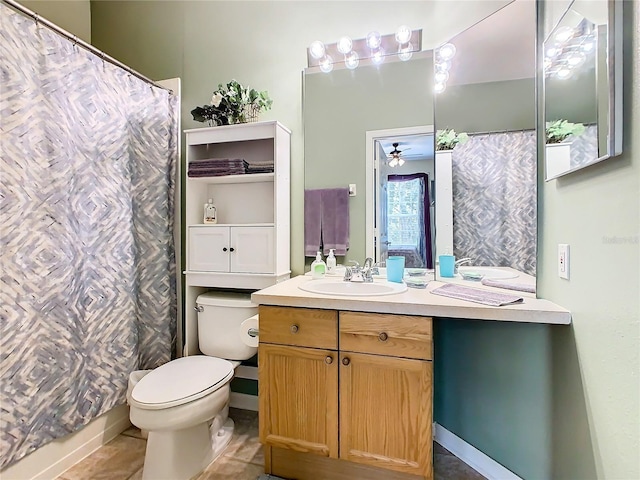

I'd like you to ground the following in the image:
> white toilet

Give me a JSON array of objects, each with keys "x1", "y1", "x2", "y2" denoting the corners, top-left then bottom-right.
[{"x1": 127, "y1": 291, "x2": 258, "y2": 480}]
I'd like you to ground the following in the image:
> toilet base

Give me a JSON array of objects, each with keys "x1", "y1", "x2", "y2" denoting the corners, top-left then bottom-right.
[{"x1": 141, "y1": 417, "x2": 235, "y2": 480}]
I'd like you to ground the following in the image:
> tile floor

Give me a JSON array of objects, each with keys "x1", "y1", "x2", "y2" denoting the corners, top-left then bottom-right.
[{"x1": 56, "y1": 408, "x2": 485, "y2": 480}]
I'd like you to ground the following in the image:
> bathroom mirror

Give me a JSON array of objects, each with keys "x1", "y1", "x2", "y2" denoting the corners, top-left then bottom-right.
[
  {"x1": 302, "y1": 0, "x2": 539, "y2": 283},
  {"x1": 540, "y1": 0, "x2": 623, "y2": 180},
  {"x1": 304, "y1": 51, "x2": 435, "y2": 266},
  {"x1": 434, "y1": 0, "x2": 538, "y2": 278}
]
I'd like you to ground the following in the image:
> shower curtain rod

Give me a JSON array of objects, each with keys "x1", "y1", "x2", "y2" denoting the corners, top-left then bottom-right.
[
  {"x1": 469, "y1": 127, "x2": 535, "y2": 136},
  {"x1": 2, "y1": 0, "x2": 170, "y2": 92}
]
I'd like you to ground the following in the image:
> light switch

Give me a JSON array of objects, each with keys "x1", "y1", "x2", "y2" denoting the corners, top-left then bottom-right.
[
  {"x1": 558, "y1": 244, "x2": 570, "y2": 279},
  {"x1": 348, "y1": 184, "x2": 356, "y2": 196}
]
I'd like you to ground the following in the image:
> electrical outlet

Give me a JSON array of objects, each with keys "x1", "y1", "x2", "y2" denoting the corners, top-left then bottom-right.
[{"x1": 558, "y1": 244, "x2": 570, "y2": 279}]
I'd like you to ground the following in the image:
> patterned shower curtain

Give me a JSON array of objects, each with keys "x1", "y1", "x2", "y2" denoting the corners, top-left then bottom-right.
[
  {"x1": 451, "y1": 131, "x2": 537, "y2": 275},
  {"x1": 0, "y1": 3, "x2": 178, "y2": 468}
]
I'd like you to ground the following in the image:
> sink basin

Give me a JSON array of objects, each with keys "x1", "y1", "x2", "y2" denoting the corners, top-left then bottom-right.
[
  {"x1": 299, "y1": 278, "x2": 408, "y2": 297},
  {"x1": 457, "y1": 266, "x2": 518, "y2": 280}
]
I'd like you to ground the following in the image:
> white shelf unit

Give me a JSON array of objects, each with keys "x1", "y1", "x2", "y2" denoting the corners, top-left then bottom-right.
[{"x1": 183, "y1": 121, "x2": 291, "y2": 356}]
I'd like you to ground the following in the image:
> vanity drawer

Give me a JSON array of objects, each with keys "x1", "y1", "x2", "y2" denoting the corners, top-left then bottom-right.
[
  {"x1": 339, "y1": 312, "x2": 432, "y2": 360},
  {"x1": 259, "y1": 306, "x2": 338, "y2": 350}
]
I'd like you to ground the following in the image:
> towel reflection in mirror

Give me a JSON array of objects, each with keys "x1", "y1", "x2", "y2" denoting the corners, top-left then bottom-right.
[{"x1": 304, "y1": 188, "x2": 350, "y2": 257}]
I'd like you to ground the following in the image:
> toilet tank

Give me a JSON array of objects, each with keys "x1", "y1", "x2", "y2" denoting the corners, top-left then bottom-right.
[{"x1": 196, "y1": 291, "x2": 258, "y2": 360}]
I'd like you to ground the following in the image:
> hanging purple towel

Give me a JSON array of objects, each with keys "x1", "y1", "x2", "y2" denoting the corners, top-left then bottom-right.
[
  {"x1": 304, "y1": 189, "x2": 323, "y2": 256},
  {"x1": 321, "y1": 188, "x2": 350, "y2": 256}
]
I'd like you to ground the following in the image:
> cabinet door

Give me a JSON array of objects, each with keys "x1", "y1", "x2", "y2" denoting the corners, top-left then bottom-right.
[
  {"x1": 259, "y1": 344, "x2": 338, "y2": 459},
  {"x1": 340, "y1": 352, "x2": 433, "y2": 478},
  {"x1": 188, "y1": 226, "x2": 230, "y2": 272},
  {"x1": 231, "y1": 226, "x2": 275, "y2": 273}
]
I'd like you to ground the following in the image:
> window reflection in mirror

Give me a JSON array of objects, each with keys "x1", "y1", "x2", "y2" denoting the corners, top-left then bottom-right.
[{"x1": 434, "y1": 0, "x2": 538, "y2": 282}]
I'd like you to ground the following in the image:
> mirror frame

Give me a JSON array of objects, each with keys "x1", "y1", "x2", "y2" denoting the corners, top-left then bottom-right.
[{"x1": 539, "y1": 0, "x2": 623, "y2": 181}]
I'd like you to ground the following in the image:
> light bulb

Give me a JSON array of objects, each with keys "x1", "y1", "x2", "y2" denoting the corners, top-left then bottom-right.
[
  {"x1": 556, "y1": 66, "x2": 572, "y2": 79},
  {"x1": 581, "y1": 37, "x2": 595, "y2": 53},
  {"x1": 371, "y1": 48, "x2": 385, "y2": 65},
  {"x1": 398, "y1": 43, "x2": 413, "y2": 61},
  {"x1": 435, "y1": 60, "x2": 451, "y2": 72},
  {"x1": 546, "y1": 46, "x2": 560, "y2": 58},
  {"x1": 395, "y1": 25, "x2": 412, "y2": 45},
  {"x1": 434, "y1": 70, "x2": 449, "y2": 84},
  {"x1": 337, "y1": 36, "x2": 353, "y2": 54},
  {"x1": 345, "y1": 51, "x2": 359, "y2": 70},
  {"x1": 397, "y1": 158, "x2": 405, "y2": 167},
  {"x1": 554, "y1": 26, "x2": 574, "y2": 44},
  {"x1": 434, "y1": 82, "x2": 446, "y2": 94},
  {"x1": 319, "y1": 55, "x2": 334, "y2": 73},
  {"x1": 366, "y1": 31, "x2": 382, "y2": 49},
  {"x1": 309, "y1": 40, "x2": 325, "y2": 60},
  {"x1": 438, "y1": 43, "x2": 457, "y2": 61},
  {"x1": 567, "y1": 51, "x2": 586, "y2": 67},
  {"x1": 389, "y1": 157, "x2": 398, "y2": 168}
]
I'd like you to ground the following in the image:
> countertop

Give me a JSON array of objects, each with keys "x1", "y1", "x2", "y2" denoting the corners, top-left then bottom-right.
[{"x1": 251, "y1": 275, "x2": 571, "y2": 325}]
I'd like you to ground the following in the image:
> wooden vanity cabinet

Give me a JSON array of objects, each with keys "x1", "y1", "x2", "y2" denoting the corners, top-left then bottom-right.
[{"x1": 259, "y1": 306, "x2": 434, "y2": 480}]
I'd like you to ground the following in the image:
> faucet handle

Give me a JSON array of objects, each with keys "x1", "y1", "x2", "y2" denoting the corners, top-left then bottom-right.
[{"x1": 348, "y1": 260, "x2": 360, "y2": 268}]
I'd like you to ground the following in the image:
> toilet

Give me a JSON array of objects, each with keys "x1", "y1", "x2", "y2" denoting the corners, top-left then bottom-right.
[{"x1": 127, "y1": 291, "x2": 258, "y2": 480}]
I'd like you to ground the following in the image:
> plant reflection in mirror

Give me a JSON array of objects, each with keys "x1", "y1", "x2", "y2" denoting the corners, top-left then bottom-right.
[
  {"x1": 436, "y1": 128, "x2": 469, "y2": 151},
  {"x1": 545, "y1": 119, "x2": 585, "y2": 144}
]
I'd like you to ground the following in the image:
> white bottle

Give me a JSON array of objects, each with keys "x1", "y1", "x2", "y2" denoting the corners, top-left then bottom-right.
[
  {"x1": 326, "y1": 249, "x2": 336, "y2": 274},
  {"x1": 310, "y1": 251, "x2": 326, "y2": 279},
  {"x1": 204, "y1": 198, "x2": 217, "y2": 224}
]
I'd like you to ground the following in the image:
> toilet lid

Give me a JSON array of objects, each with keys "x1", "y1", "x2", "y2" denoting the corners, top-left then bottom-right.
[{"x1": 131, "y1": 356, "x2": 233, "y2": 409}]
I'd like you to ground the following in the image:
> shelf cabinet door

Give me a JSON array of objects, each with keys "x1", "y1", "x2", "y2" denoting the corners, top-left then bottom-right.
[
  {"x1": 339, "y1": 351, "x2": 433, "y2": 478},
  {"x1": 259, "y1": 343, "x2": 338, "y2": 459},
  {"x1": 231, "y1": 226, "x2": 274, "y2": 273},
  {"x1": 188, "y1": 226, "x2": 230, "y2": 272}
]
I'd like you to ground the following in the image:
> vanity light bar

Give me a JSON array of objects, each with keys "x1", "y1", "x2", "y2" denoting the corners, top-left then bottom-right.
[{"x1": 307, "y1": 29, "x2": 422, "y2": 71}]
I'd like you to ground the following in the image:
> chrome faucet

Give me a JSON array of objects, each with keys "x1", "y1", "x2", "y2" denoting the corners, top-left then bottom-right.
[
  {"x1": 344, "y1": 259, "x2": 376, "y2": 283},
  {"x1": 454, "y1": 257, "x2": 473, "y2": 274}
]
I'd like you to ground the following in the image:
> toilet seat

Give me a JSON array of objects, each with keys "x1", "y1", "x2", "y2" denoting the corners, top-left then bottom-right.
[{"x1": 131, "y1": 356, "x2": 233, "y2": 410}]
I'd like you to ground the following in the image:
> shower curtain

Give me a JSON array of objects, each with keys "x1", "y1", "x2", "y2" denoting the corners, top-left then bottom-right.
[
  {"x1": 451, "y1": 131, "x2": 537, "y2": 275},
  {"x1": 0, "y1": 3, "x2": 178, "y2": 468}
]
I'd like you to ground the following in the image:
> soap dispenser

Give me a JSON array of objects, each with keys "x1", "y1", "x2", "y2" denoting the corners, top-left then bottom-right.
[
  {"x1": 203, "y1": 198, "x2": 217, "y2": 224},
  {"x1": 311, "y1": 251, "x2": 326, "y2": 279},
  {"x1": 326, "y1": 249, "x2": 336, "y2": 274}
]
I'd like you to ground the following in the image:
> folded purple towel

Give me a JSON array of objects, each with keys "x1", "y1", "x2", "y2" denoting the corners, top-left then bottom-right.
[
  {"x1": 481, "y1": 278, "x2": 536, "y2": 294},
  {"x1": 431, "y1": 283, "x2": 524, "y2": 307}
]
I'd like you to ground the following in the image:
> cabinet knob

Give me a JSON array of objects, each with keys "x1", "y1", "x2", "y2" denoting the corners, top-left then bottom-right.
[
  {"x1": 223, "y1": 247, "x2": 228, "y2": 252},
  {"x1": 378, "y1": 332, "x2": 389, "y2": 342},
  {"x1": 290, "y1": 324, "x2": 299, "y2": 334},
  {"x1": 342, "y1": 357, "x2": 350, "y2": 366},
  {"x1": 325, "y1": 356, "x2": 333, "y2": 365},
  {"x1": 230, "y1": 247, "x2": 235, "y2": 252}
]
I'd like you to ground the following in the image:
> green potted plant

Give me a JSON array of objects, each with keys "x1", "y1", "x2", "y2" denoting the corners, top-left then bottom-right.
[
  {"x1": 191, "y1": 80, "x2": 273, "y2": 127},
  {"x1": 436, "y1": 129, "x2": 469, "y2": 151},
  {"x1": 545, "y1": 119, "x2": 585, "y2": 144}
]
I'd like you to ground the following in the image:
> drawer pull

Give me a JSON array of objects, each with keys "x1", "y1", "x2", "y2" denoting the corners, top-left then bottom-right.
[
  {"x1": 290, "y1": 324, "x2": 299, "y2": 334},
  {"x1": 325, "y1": 356, "x2": 333, "y2": 365},
  {"x1": 342, "y1": 357, "x2": 350, "y2": 366},
  {"x1": 378, "y1": 332, "x2": 389, "y2": 342}
]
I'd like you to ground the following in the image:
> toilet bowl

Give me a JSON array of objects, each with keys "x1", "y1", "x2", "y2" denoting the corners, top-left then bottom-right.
[{"x1": 127, "y1": 291, "x2": 258, "y2": 480}]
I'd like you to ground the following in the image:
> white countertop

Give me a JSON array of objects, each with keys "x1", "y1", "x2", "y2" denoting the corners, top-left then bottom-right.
[{"x1": 251, "y1": 275, "x2": 571, "y2": 325}]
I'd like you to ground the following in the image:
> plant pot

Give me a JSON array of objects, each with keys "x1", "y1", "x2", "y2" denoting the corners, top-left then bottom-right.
[{"x1": 545, "y1": 142, "x2": 572, "y2": 179}]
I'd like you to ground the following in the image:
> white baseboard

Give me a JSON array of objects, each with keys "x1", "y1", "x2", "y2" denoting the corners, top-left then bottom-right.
[
  {"x1": 230, "y1": 392, "x2": 258, "y2": 411},
  {"x1": 434, "y1": 422, "x2": 522, "y2": 480},
  {"x1": 1, "y1": 404, "x2": 131, "y2": 480}
]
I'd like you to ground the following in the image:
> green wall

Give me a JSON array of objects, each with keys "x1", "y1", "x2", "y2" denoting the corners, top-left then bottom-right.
[
  {"x1": 436, "y1": 78, "x2": 535, "y2": 133},
  {"x1": 90, "y1": 1, "x2": 639, "y2": 479},
  {"x1": 19, "y1": 0, "x2": 91, "y2": 43}
]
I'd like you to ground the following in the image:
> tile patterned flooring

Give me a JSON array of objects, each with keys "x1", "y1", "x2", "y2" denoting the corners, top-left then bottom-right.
[{"x1": 56, "y1": 408, "x2": 486, "y2": 480}]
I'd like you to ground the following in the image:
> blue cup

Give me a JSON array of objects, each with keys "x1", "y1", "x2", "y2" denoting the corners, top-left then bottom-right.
[
  {"x1": 439, "y1": 255, "x2": 456, "y2": 278},
  {"x1": 386, "y1": 256, "x2": 405, "y2": 283}
]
